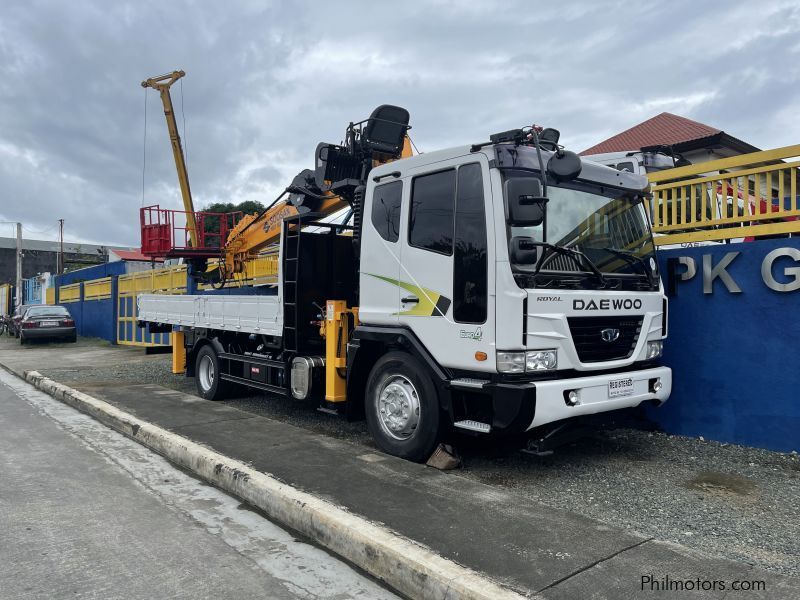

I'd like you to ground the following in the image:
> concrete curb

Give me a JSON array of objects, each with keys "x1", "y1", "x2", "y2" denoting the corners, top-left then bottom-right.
[{"x1": 16, "y1": 368, "x2": 530, "y2": 600}]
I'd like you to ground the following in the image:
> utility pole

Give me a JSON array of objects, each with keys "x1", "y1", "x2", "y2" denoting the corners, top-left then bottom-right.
[
  {"x1": 58, "y1": 218, "x2": 64, "y2": 275},
  {"x1": 15, "y1": 222, "x2": 22, "y2": 309}
]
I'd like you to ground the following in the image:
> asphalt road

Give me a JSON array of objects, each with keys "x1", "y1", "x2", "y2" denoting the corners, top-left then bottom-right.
[
  {"x1": 3, "y1": 336, "x2": 799, "y2": 577},
  {"x1": 0, "y1": 368, "x2": 397, "y2": 600}
]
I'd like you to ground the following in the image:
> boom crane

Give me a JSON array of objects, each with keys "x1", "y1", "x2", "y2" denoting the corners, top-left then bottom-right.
[
  {"x1": 140, "y1": 97, "x2": 413, "y2": 283},
  {"x1": 141, "y1": 70, "x2": 198, "y2": 248}
]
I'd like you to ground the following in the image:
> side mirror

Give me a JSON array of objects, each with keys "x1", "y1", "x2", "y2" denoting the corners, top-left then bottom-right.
[
  {"x1": 505, "y1": 178, "x2": 547, "y2": 226},
  {"x1": 509, "y1": 236, "x2": 539, "y2": 264}
]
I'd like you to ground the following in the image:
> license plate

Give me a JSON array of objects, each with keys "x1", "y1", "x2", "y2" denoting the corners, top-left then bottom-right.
[
  {"x1": 41, "y1": 320, "x2": 59, "y2": 327},
  {"x1": 608, "y1": 377, "x2": 634, "y2": 398}
]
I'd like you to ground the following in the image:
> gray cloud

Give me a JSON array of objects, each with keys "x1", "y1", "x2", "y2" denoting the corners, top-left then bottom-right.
[{"x1": 1, "y1": 0, "x2": 798, "y2": 246}]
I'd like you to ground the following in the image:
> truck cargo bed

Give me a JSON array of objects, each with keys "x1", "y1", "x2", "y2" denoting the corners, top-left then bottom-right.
[{"x1": 137, "y1": 294, "x2": 283, "y2": 337}]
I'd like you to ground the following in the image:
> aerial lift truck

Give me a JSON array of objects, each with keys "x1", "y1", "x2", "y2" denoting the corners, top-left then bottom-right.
[{"x1": 138, "y1": 96, "x2": 672, "y2": 462}]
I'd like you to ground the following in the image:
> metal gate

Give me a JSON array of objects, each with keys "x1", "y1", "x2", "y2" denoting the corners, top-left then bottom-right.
[{"x1": 117, "y1": 266, "x2": 188, "y2": 347}]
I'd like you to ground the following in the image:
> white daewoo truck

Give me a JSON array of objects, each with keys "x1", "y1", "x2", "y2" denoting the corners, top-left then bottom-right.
[{"x1": 138, "y1": 106, "x2": 671, "y2": 462}]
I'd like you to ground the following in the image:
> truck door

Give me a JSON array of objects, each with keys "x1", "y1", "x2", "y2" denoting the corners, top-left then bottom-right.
[
  {"x1": 359, "y1": 179, "x2": 404, "y2": 325},
  {"x1": 396, "y1": 157, "x2": 495, "y2": 372}
]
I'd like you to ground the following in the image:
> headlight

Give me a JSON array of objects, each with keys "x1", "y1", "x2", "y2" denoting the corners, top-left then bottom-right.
[
  {"x1": 646, "y1": 340, "x2": 663, "y2": 359},
  {"x1": 497, "y1": 349, "x2": 558, "y2": 373},
  {"x1": 497, "y1": 351, "x2": 526, "y2": 373},
  {"x1": 526, "y1": 349, "x2": 558, "y2": 371}
]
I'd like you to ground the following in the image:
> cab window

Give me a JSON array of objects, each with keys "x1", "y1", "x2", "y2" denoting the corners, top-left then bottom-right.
[
  {"x1": 371, "y1": 180, "x2": 403, "y2": 242},
  {"x1": 453, "y1": 163, "x2": 487, "y2": 323},
  {"x1": 409, "y1": 169, "x2": 456, "y2": 255}
]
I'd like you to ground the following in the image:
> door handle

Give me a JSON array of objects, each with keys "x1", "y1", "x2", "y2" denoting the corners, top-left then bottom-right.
[{"x1": 401, "y1": 295, "x2": 419, "y2": 304}]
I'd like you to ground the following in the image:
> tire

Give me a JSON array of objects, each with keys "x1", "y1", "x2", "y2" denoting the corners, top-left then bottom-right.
[
  {"x1": 68, "y1": 335, "x2": 77, "y2": 343},
  {"x1": 194, "y1": 344, "x2": 229, "y2": 401},
  {"x1": 365, "y1": 351, "x2": 440, "y2": 462},
  {"x1": 19, "y1": 335, "x2": 25, "y2": 345}
]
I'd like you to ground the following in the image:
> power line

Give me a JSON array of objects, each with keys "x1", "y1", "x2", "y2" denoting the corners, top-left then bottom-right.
[
  {"x1": 142, "y1": 86, "x2": 148, "y2": 207},
  {"x1": 22, "y1": 224, "x2": 57, "y2": 235}
]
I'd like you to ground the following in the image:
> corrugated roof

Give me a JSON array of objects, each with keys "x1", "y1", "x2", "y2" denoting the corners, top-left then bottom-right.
[
  {"x1": 109, "y1": 248, "x2": 161, "y2": 262},
  {"x1": 581, "y1": 112, "x2": 722, "y2": 156}
]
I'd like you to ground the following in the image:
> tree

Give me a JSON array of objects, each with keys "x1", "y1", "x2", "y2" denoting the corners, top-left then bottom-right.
[{"x1": 200, "y1": 200, "x2": 266, "y2": 244}]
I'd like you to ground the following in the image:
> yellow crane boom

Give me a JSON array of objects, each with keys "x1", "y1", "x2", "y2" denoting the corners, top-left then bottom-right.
[
  {"x1": 141, "y1": 70, "x2": 198, "y2": 248},
  {"x1": 221, "y1": 136, "x2": 413, "y2": 276}
]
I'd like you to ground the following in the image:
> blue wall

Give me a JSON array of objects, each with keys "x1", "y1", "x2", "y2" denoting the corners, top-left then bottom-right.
[
  {"x1": 56, "y1": 261, "x2": 129, "y2": 286},
  {"x1": 58, "y1": 277, "x2": 117, "y2": 343},
  {"x1": 79, "y1": 296, "x2": 116, "y2": 341},
  {"x1": 651, "y1": 237, "x2": 800, "y2": 452}
]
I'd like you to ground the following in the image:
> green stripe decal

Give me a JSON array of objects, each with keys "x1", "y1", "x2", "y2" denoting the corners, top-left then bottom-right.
[{"x1": 364, "y1": 273, "x2": 450, "y2": 317}]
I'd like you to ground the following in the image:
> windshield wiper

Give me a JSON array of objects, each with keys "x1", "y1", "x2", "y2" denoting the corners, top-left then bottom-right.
[
  {"x1": 599, "y1": 247, "x2": 652, "y2": 277},
  {"x1": 526, "y1": 241, "x2": 607, "y2": 285}
]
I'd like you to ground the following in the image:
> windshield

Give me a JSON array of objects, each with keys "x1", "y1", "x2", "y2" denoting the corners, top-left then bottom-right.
[
  {"x1": 506, "y1": 179, "x2": 658, "y2": 281},
  {"x1": 25, "y1": 306, "x2": 69, "y2": 318}
]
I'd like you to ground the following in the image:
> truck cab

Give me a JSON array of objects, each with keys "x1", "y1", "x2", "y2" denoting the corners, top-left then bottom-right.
[{"x1": 352, "y1": 142, "x2": 670, "y2": 459}]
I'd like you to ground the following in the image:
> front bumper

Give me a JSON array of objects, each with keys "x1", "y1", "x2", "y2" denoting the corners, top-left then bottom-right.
[
  {"x1": 526, "y1": 366, "x2": 671, "y2": 429},
  {"x1": 476, "y1": 366, "x2": 672, "y2": 432}
]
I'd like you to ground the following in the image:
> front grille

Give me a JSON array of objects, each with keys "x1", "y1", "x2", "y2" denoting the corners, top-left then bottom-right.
[{"x1": 567, "y1": 316, "x2": 643, "y2": 363}]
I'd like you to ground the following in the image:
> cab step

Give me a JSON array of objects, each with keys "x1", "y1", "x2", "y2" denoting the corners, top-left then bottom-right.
[
  {"x1": 449, "y1": 378, "x2": 489, "y2": 390},
  {"x1": 453, "y1": 420, "x2": 492, "y2": 434}
]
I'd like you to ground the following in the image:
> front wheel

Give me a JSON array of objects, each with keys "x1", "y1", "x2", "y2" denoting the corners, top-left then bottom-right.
[
  {"x1": 194, "y1": 345, "x2": 229, "y2": 401},
  {"x1": 365, "y1": 351, "x2": 440, "y2": 462}
]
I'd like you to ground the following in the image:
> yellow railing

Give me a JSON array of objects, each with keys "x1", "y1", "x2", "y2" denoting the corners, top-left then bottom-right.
[
  {"x1": 84, "y1": 277, "x2": 112, "y2": 301},
  {"x1": 118, "y1": 265, "x2": 188, "y2": 295},
  {"x1": 197, "y1": 251, "x2": 279, "y2": 290},
  {"x1": 59, "y1": 282, "x2": 82, "y2": 303},
  {"x1": 45, "y1": 287, "x2": 55, "y2": 305},
  {"x1": 647, "y1": 144, "x2": 800, "y2": 245}
]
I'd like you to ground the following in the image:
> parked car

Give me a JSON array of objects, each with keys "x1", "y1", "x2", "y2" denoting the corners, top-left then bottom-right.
[
  {"x1": 19, "y1": 305, "x2": 76, "y2": 345},
  {"x1": 9, "y1": 304, "x2": 35, "y2": 338}
]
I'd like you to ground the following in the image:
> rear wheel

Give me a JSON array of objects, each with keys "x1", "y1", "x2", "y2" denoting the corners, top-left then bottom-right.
[
  {"x1": 195, "y1": 345, "x2": 229, "y2": 401},
  {"x1": 19, "y1": 335, "x2": 25, "y2": 345},
  {"x1": 365, "y1": 351, "x2": 440, "y2": 462}
]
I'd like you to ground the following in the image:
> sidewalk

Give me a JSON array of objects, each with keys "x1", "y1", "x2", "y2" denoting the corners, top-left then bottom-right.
[
  {"x1": 0, "y1": 369, "x2": 397, "y2": 600},
  {"x1": 1, "y1": 340, "x2": 796, "y2": 599}
]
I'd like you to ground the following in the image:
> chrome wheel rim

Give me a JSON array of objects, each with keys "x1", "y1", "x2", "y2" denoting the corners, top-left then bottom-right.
[
  {"x1": 376, "y1": 374, "x2": 421, "y2": 441},
  {"x1": 198, "y1": 355, "x2": 215, "y2": 392}
]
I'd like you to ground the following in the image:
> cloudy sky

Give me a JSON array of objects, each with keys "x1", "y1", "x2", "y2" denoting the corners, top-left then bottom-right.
[{"x1": 1, "y1": 0, "x2": 798, "y2": 246}]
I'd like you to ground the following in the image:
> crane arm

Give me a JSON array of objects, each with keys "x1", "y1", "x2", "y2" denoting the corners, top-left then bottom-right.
[
  {"x1": 222, "y1": 191, "x2": 349, "y2": 275},
  {"x1": 220, "y1": 133, "x2": 413, "y2": 275},
  {"x1": 141, "y1": 70, "x2": 198, "y2": 248}
]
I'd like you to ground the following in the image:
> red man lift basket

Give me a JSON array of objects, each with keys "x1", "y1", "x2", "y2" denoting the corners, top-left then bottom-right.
[{"x1": 140, "y1": 205, "x2": 242, "y2": 259}]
